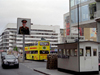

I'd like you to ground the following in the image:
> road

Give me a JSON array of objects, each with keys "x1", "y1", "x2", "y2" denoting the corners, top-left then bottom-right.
[
  {"x1": 0, "y1": 55, "x2": 43, "y2": 75},
  {"x1": 0, "y1": 53, "x2": 100, "y2": 75}
]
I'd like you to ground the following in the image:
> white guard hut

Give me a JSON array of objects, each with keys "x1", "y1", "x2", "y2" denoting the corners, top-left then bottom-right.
[{"x1": 56, "y1": 41, "x2": 99, "y2": 74}]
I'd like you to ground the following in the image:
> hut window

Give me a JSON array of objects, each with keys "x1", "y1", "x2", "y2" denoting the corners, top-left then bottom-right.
[
  {"x1": 93, "y1": 49, "x2": 97, "y2": 56},
  {"x1": 58, "y1": 49, "x2": 61, "y2": 56},
  {"x1": 74, "y1": 49, "x2": 77, "y2": 56},
  {"x1": 80, "y1": 49, "x2": 83, "y2": 56},
  {"x1": 86, "y1": 47, "x2": 91, "y2": 56},
  {"x1": 74, "y1": 49, "x2": 83, "y2": 56},
  {"x1": 63, "y1": 49, "x2": 66, "y2": 55},
  {"x1": 67, "y1": 49, "x2": 70, "y2": 56},
  {"x1": 61, "y1": 49, "x2": 64, "y2": 56},
  {"x1": 71, "y1": 49, "x2": 74, "y2": 56}
]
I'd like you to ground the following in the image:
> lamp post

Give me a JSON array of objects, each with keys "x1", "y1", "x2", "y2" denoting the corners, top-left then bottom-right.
[{"x1": 77, "y1": 4, "x2": 80, "y2": 72}]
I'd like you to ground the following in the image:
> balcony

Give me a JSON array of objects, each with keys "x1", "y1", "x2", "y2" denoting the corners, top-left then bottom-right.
[
  {"x1": 16, "y1": 41, "x2": 23, "y2": 43},
  {"x1": 9, "y1": 40, "x2": 15, "y2": 42},
  {"x1": 16, "y1": 45, "x2": 23, "y2": 47},
  {"x1": 9, "y1": 44, "x2": 13, "y2": 46},
  {"x1": 9, "y1": 33, "x2": 16, "y2": 35},
  {"x1": 3, "y1": 41, "x2": 9, "y2": 43}
]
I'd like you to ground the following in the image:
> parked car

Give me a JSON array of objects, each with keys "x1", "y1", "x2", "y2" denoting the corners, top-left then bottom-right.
[
  {"x1": 1, "y1": 52, "x2": 7, "y2": 59},
  {"x1": 2, "y1": 55, "x2": 19, "y2": 68}
]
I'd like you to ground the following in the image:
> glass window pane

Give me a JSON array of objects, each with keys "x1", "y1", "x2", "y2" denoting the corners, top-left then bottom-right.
[
  {"x1": 93, "y1": 49, "x2": 97, "y2": 56},
  {"x1": 81, "y1": 0, "x2": 88, "y2": 3},
  {"x1": 74, "y1": 49, "x2": 77, "y2": 56},
  {"x1": 71, "y1": 9, "x2": 75, "y2": 24},
  {"x1": 80, "y1": 49, "x2": 83, "y2": 56},
  {"x1": 86, "y1": 47, "x2": 91, "y2": 56},
  {"x1": 89, "y1": 2, "x2": 96, "y2": 20},
  {"x1": 71, "y1": 0, "x2": 75, "y2": 7},
  {"x1": 82, "y1": 5, "x2": 90, "y2": 21},
  {"x1": 71, "y1": 49, "x2": 74, "y2": 56},
  {"x1": 75, "y1": 0, "x2": 80, "y2": 5},
  {"x1": 75, "y1": 7, "x2": 81, "y2": 23},
  {"x1": 67, "y1": 49, "x2": 70, "y2": 55}
]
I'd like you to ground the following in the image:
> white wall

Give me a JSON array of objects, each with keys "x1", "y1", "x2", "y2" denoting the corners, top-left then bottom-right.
[{"x1": 80, "y1": 42, "x2": 98, "y2": 72}]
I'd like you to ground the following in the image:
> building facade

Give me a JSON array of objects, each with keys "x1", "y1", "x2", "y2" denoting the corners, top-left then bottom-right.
[
  {"x1": 63, "y1": 12, "x2": 85, "y2": 42},
  {"x1": 70, "y1": 0, "x2": 96, "y2": 28},
  {"x1": 0, "y1": 23, "x2": 60, "y2": 51},
  {"x1": 69, "y1": 0, "x2": 97, "y2": 41}
]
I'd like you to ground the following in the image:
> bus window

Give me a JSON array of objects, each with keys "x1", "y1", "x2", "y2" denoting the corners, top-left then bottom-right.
[
  {"x1": 40, "y1": 51, "x2": 49, "y2": 54},
  {"x1": 40, "y1": 42, "x2": 49, "y2": 46},
  {"x1": 26, "y1": 51, "x2": 30, "y2": 54},
  {"x1": 31, "y1": 51, "x2": 38, "y2": 54}
]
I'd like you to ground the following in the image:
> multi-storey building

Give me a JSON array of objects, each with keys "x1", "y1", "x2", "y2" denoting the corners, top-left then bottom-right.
[
  {"x1": 69, "y1": 0, "x2": 97, "y2": 41},
  {"x1": 0, "y1": 23, "x2": 60, "y2": 51},
  {"x1": 63, "y1": 12, "x2": 85, "y2": 43}
]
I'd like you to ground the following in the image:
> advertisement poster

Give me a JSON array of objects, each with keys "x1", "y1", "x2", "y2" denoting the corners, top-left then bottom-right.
[
  {"x1": 90, "y1": 28, "x2": 96, "y2": 38},
  {"x1": 65, "y1": 16, "x2": 70, "y2": 35},
  {"x1": 17, "y1": 18, "x2": 31, "y2": 35},
  {"x1": 71, "y1": 27, "x2": 83, "y2": 36}
]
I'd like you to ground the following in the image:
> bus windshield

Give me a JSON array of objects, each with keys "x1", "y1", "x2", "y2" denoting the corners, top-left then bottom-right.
[
  {"x1": 40, "y1": 42, "x2": 49, "y2": 46},
  {"x1": 40, "y1": 51, "x2": 49, "y2": 54}
]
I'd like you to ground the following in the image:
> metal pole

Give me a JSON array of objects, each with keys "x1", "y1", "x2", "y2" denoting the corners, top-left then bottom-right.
[
  {"x1": 23, "y1": 35, "x2": 25, "y2": 62},
  {"x1": 77, "y1": 4, "x2": 80, "y2": 72}
]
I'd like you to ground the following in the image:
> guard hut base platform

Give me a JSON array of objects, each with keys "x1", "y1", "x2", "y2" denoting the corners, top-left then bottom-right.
[{"x1": 56, "y1": 41, "x2": 100, "y2": 74}]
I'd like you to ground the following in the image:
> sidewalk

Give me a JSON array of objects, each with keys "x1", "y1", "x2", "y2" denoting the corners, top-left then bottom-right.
[
  {"x1": 33, "y1": 68, "x2": 72, "y2": 75},
  {"x1": 21, "y1": 60, "x2": 72, "y2": 75}
]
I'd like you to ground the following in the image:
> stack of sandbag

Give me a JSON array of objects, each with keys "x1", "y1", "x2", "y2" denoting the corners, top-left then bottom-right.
[{"x1": 46, "y1": 53, "x2": 58, "y2": 69}]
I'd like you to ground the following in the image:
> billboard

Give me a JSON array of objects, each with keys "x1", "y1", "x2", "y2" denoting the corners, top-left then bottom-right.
[
  {"x1": 17, "y1": 18, "x2": 31, "y2": 35},
  {"x1": 90, "y1": 28, "x2": 96, "y2": 38},
  {"x1": 65, "y1": 15, "x2": 70, "y2": 35},
  {"x1": 71, "y1": 27, "x2": 83, "y2": 36}
]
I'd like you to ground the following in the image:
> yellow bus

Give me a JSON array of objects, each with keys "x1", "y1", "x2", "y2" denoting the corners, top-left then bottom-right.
[{"x1": 25, "y1": 41, "x2": 50, "y2": 60}]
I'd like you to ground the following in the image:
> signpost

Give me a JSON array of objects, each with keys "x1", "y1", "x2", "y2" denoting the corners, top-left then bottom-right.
[{"x1": 17, "y1": 18, "x2": 31, "y2": 62}]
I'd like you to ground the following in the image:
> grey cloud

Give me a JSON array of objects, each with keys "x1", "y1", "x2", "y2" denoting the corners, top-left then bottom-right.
[{"x1": 0, "y1": 0, "x2": 69, "y2": 30}]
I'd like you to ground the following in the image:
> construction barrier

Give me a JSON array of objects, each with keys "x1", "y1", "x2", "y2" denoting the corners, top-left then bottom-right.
[{"x1": 46, "y1": 54, "x2": 58, "y2": 69}]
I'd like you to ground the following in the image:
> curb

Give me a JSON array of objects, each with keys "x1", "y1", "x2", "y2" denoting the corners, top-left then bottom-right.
[{"x1": 33, "y1": 69, "x2": 50, "y2": 75}]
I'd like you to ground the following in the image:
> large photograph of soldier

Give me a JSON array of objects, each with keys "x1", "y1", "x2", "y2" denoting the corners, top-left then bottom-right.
[{"x1": 17, "y1": 18, "x2": 31, "y2": 35}]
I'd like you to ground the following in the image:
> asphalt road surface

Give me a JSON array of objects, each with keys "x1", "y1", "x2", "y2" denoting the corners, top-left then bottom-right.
[{"x1": 0, "y1": 55, "x2": 43, "y2": 75}]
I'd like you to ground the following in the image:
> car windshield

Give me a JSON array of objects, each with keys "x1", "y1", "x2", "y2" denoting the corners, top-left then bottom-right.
[
  {"x1": 5, "y1": 55, "x2": 16, "y2": 59},
  {"x1": 2, "y1": 52, "x2": 7, "y2": 55}
]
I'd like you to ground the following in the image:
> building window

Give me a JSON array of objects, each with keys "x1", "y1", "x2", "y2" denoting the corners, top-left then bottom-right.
[
  {"x1": 75, "y1": 0, "x2": 80, "y2": 5},
  {"x1": 93, "y1": 49, "x2": 97, "y2": 56},
  {"x1": 71, "y1": 9, "x2": 75, "y2": 24},
  {"x1": 71, "y1": 0, "x2": 75, "y2": 7},
  {"x1": 89, "y1": 2, "x2": 96, "y2": 20},
  {"x1": 75, "y1": 7, "x2": 81, "y2": 23},
  {"x1": 81, "y1": 5, "x2": 90, "y2": 21},
  {"x1": 81, "y1": 0, "x2": 88, "y2": 3}
]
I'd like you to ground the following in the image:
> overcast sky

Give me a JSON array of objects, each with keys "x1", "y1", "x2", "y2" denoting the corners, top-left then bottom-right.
[{"x1": 0, "y1": 0, "x2": 69, "y2": 31}]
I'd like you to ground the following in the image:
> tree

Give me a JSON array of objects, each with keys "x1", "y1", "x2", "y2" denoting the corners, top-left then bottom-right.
[{"x1": 13, "y1": 46, "x2": 18, "y2": 52}]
